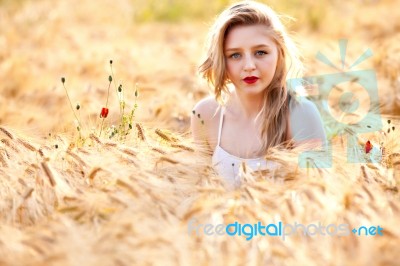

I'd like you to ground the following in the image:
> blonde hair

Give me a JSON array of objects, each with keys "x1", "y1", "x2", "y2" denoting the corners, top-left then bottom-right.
[{"x1": 199, "y1": 1, "x2": 303, "y2": 153}]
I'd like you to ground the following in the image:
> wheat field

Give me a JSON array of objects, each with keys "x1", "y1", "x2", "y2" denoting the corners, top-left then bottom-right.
[{"x1": 0, "y1": 0, "x2": 400, "y2": 265}]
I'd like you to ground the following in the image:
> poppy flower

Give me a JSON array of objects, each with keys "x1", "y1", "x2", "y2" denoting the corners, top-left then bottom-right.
[
  {"x1": 365, "y1": 140, "x2": 372, "y2": 153},
  {"x1": 100, "y1": 107, "x2": 109, "y2": 118}
]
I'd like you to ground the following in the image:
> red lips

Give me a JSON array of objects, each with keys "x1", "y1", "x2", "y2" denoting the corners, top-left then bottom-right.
[{"x1": 243, "y1": 76, "x2": 259, "y2": 84}]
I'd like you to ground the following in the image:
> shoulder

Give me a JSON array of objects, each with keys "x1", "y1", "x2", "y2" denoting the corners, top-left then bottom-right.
[
  {"x1": 190, "y1": 96, "x2": 221, "y2": 145},
  {"x1": 191, "y1": 96, "x2": 221, "y2": 124},
  {"x1": 289, "y1": 97, "x2": 319, "y2": 115},
  {"x1": 289, "y1": 97, "x2": 323, "y2": 125},
  {"x1": 289, "y1": 97, "x2": 327, "y2": 143}
]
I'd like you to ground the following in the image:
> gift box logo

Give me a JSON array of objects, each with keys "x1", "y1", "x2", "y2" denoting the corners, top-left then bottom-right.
[{"x1": 287, "y1": 39, "x2": 382, "y2": 168}]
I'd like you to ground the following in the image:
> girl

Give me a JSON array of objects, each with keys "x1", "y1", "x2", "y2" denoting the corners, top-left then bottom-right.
[{"x1": 191, "y1": 1, "x2": 326, "y2": 187}]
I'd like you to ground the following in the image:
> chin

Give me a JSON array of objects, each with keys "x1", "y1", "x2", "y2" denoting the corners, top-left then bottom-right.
[{"x1": 241, "y1": 87, "x2": 265, "y2": 96}]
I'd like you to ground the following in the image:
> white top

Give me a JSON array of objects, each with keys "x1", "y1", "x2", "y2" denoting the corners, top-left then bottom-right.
[{"x1": 211, "y1": 97, "x2": 326, "y2": 187}]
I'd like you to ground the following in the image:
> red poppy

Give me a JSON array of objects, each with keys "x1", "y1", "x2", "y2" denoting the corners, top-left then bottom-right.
[
  {"x1": 365, "y1": 140, "x2": 372, "y2": 153},
  {"x1": 100, "y1": 107, "x2": 109, "y2": 118}
]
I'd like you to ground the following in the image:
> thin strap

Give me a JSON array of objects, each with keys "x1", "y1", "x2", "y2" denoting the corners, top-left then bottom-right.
[{"x1": 217, "y1": 106, "x2": 225, "y2": 146}]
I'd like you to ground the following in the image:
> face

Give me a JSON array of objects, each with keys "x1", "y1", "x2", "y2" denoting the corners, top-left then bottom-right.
[{"x1": 224, "y1": 24, "x2": 279, "y2": 97}]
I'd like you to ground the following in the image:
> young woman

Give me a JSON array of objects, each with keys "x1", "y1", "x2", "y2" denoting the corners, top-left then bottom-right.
[{"x1": 191, "y1": 1, "x2": 326, "y2": 187}]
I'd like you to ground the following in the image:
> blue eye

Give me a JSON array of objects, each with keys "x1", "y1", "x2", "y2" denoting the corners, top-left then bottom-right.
[
  {"x1": 229, "y1": 53, "x2": 241, "y2": 59},
  {"x1": 255, "y1": 50, "x2": 267, "y2": 56}
]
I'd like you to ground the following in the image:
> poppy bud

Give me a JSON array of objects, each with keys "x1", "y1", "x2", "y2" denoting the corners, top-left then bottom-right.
[
  {"x1": 365, "y1": 140, "x2": 372, "y2": 153},
  {"x1": 61, "y1": 77, "x2": 65, "y2": 83},
  {"x1": 108, "y1": 75, "x2": 112, "y2": 82},
  {"x1": 100, "y1": 107, "x2": 109, "y2": 118}
]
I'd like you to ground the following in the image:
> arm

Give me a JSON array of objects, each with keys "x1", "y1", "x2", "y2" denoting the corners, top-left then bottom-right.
[{"x1": 190, "y1": 105, "x2": 207, "y2": 145}]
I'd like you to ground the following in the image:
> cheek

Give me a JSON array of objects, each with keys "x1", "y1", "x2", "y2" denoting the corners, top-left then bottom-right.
[
  {"x1": 264, "y1": 57, "x2": 278, "y2": 74},
  {"x1": 225, "y1": 62, "x2": 235, "y2": 78}
]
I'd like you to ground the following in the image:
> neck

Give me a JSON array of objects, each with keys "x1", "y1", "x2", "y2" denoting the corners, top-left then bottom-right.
[{"x1": 231, "y1": 90, "x2": 264, "y2": 119}]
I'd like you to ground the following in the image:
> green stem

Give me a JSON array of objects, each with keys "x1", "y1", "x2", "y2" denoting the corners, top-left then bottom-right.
[
  {"x1": 62, "y1": 82, "x2": 82, "y2": 131},
  {"x1": 110, "y1": 64, "x2": 125, "y2": 137},
  {"x1": 99, "y1": 80, "x2": 112, "y2": 138},
  {"x1": 99, "y1": 117, "x2": 105, "y2": 137},
  {"x1": 105, "y1": 79, "x2": 111, "y2": 108}
]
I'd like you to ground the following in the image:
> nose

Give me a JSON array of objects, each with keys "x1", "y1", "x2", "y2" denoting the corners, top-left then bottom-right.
[{"x1": 243, "y1": 54, "x2": 256, "y2": 72}]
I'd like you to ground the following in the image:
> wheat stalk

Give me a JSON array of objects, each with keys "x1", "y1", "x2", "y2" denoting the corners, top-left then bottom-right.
[
  {"x1": 0, "y1": 149, "x2": 8, "y2": 167},
  {"x1": 156, "y1": 156, "x2": 178, "y2": 165},
  {"x1": 17, "y1": 138, "x2": 37, "y2": 152},
  {"x1": 0, "y1": 126, "x2": 14, "y2": 139},
  {"x1": 41, "y1": 161, "x2": 56, "y2": 186},
  {"x1": 89, "y1": 133, "x2": 102, "y2": 144},
  {"x1": 66, "y1": 150, "x2": 87, "y2": 168},
  {"x1": 87, "y1": 167, "x2": 103, "y2": 180},
  {"x1": 151, "y1": 147, "x2": 167, "y2": 155},
  {"x1": 155, "y1": 129, "x2": 172, "y2": 142},
  {"x1": 170, "y1": 144, "x2": 194, "y2": 152},
  {"x1": 136, "y1": 123, "x2": 146, "y2": 141}
]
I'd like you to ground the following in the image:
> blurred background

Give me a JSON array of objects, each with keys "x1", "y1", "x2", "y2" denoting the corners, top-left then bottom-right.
[{"x1": 0, "y1": 0, "x2": 399, "y2": 138}]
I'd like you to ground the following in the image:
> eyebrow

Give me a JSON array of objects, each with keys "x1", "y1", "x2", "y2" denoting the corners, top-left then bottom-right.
[{"x1": 225, "y1": 44, "x2": 271, "y2": 52}]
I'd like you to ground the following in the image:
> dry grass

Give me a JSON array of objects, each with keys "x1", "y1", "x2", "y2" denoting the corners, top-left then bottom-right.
[
  {"x1": 0, "y1": 125, "x2": 400, "y2": 266},
  {"x1": 1, "y1": 0, "x2": 400, "y2": 265}
]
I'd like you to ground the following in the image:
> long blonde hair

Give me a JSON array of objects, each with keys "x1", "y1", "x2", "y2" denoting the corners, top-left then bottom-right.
[{"x1": 199, "y1": 1, "x2": 303, "y2": 153}]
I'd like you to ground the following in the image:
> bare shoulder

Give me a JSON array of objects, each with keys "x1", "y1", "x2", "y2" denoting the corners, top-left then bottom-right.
[
  {"x1": 190, "y1": 96, "x2": 221, "y2": 146},
  {"x1": 192, "y1": 96, "x2": 220, "y2": 121},
  {"x1": 289, "y1": 97, "x2": 327, "y2": 143},
  {"x1": 290, "y1": 97, "x2": 321, "y2": 119}
]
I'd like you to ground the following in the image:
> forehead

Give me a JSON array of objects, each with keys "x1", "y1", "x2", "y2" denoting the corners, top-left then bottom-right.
[{"x1": 224, "y1": 24, "x2": 276, "y2": 49}]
